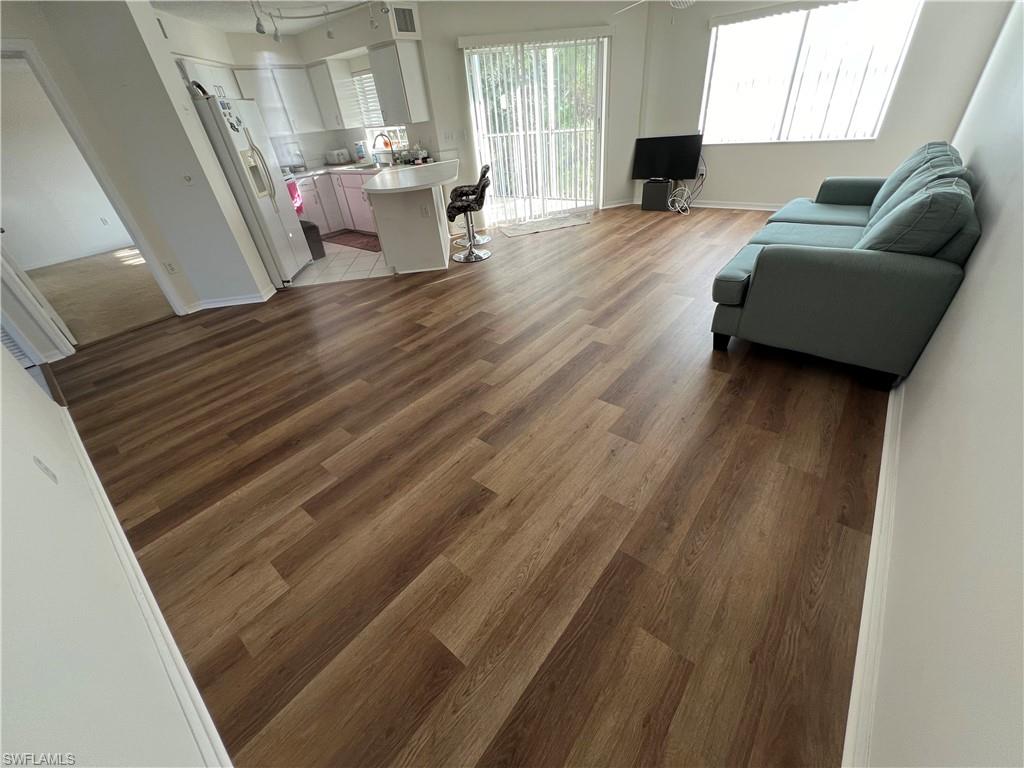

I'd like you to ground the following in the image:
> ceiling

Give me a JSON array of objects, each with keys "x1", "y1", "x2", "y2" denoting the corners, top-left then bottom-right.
[{"x1": 151, "y1": 1, "x2": 365, "y2": 35}]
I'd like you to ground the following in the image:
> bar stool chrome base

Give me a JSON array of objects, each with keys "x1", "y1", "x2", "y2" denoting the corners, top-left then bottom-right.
[
  {"x1": 452, "y1": 247, "x2": 491, "y2": 263},
  {"x1": 455, "y1": 232, "x2": 492, "y2": 247}
]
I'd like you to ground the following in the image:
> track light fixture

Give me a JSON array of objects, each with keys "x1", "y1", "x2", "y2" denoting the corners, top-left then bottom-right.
[
  {"x1": 325, "y1": 5, "x2": 335, "y2": 38},
  {"x1": 272, "y1": 8, "x2": 281, "y2": 41},
  {"x1": 251, "y1": 1, "x2": 265, "y2": 34}
]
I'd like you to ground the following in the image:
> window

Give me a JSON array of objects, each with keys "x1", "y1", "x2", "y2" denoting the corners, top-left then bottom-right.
[
  {"x1": 363, "y1": 126, "x2": 409, "y2": 152},
  {"x1": 352, "y1": 71, "x2": 384, "y2": 128},
  {"x1": 699, "y1": 0, "x2": 921, "y2": 144}
]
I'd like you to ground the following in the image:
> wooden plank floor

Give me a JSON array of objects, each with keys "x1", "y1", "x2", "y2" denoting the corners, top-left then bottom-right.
[{"x1": 53, "y1": 206, "x2": 887, "y2": 767}]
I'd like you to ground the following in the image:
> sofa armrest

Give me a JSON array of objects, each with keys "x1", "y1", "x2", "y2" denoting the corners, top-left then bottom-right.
[
  {"x1": 814, "y1": 176, "x2": 887, "y2": 206},
  {"x1": 739, "y1": 245, "x2": 962, "y2": 375}
]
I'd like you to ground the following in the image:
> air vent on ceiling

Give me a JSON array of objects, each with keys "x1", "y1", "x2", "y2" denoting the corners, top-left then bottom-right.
[{"x1": 393, "y1": 7, "x2": 416, "y2": 33}]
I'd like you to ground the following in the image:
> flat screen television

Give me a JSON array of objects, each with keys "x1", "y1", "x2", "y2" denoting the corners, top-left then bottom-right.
[{"x1": 632, "y1": 134, "x2": 703, "y2": 180}]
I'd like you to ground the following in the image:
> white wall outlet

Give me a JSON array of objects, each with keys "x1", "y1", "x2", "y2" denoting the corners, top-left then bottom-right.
[
  {"x1": 164, "y1": 262, "x2": 179, "y2": 274},
  {"x1": 420, "y1": 205, "x2": 430, "y2": 218}
]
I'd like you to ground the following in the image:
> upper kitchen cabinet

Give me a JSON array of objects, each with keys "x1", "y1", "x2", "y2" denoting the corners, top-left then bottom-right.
[
  {"x1": 368, "y1": 41, "x2": 430, "y2": 125},
  {"x1": 234, "y1": 68, "x2": 292, "y2": 136},
  {"x1": 272, "y1": 68, "x2": 325, "y2": 134},
  {"x1": 308, "y1": 61, "x2": 344, "y2": 130},
  {"x1": 178, "y1": 59, "x2": 241, "y2": 99},
  {"x1": 308, "y1": 60, "x2": 363, "y2": 131},
  {"x1": 234, "y1": 67, "x2": 324, "y2": 136}
]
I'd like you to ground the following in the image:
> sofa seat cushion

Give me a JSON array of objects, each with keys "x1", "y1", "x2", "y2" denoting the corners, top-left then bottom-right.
[
  {"x1": 713, "y1": 244, "x2": 763, "y2": 306},
  {"x1": 856, "y1": 178, "x2": 974, "y2": 259},
  {"x1": 769, "y1": 197, "x2": 871, "y2": 227},
  {"x1": 748, "y1": 222, "x2": 865, "y2": 249},
  {"x1": 870, "y1": 141, "x2": 962, "y2": 217}
]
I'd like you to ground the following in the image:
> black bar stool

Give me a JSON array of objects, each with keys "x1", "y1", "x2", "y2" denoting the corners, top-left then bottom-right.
[
  {"x1": 449, "y1": 165, "x2": 492, "y2": 247},
  {"x1": 447, "y1": 176, "x2": 491, "y2": 263}
]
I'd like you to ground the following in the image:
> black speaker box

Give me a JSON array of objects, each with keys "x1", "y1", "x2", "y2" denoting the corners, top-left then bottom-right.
[{"x1": 641, "y1": 179, "x2": 672, "y2": 211}]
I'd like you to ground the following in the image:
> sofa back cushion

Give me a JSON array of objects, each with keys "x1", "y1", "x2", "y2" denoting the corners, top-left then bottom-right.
[
  {"x1": 866, "y1": 154, "x2": 976, "y2": 229},
  {"x1": 870, "y1": 141, "x2": 962, "y2": 217},
  {"x1": 930, "y1": 209, "x2": 982, "y2": 267},
  {"x1": 856, "y1": 177, "x2": 975, "y2": 261}
]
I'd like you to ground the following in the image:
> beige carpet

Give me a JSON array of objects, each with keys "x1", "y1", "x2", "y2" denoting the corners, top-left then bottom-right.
[{"x1": 27, "y1": 248, "x2": 173, "y2": 346}]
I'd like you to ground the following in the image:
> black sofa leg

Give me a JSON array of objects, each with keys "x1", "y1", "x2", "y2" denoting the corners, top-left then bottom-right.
[{"x1": 713, "y1": 332, "x2": 730, "y2": 351}]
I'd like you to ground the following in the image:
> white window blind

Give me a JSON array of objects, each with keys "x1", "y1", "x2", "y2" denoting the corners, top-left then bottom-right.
[
  {"x1": 700, "y1": 0, "x2": 921, "y2": 144},
  {"x1": 352, "y1": 71, "x2": 384, "y2": 128}
]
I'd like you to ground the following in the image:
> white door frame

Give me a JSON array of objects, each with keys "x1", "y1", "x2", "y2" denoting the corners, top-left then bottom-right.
[
  {"x1": 1, "y1": 245, "x2": 77, "y2": 350},
  {"x1": 1, "y1": 249, "x2": 76, "y2": 362},
  {"x1": 0, "y1": 38, "x2": 189, "y2": 321}
]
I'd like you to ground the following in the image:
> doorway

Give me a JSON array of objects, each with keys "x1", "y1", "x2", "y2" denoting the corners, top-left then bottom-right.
[
  {"x1": 1, "y1": 57, "x2": 173, "y2": 347},
  {"x1": 464, "y1": 36, "x2": 607, "y2": 225}
]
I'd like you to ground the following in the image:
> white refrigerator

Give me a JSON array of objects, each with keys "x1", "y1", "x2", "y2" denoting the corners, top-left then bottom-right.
[{"x1": 194, "y1": 95, "x2": 311, "y2": 287}]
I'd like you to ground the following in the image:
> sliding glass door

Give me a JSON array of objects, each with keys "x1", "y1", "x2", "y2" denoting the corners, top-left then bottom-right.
[{"x1": 464, "y1": 37, "x2": 606, "y2": 225}]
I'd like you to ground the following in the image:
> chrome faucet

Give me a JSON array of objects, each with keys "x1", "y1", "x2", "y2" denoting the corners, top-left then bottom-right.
[{"x1": 372, "y1": 132, "x2": 396, "y2": 165}]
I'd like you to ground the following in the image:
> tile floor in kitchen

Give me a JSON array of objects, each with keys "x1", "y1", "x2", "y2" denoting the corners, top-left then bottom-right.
[{"x1": 291, "y1": 242, "x2": 392, "y2": 286}]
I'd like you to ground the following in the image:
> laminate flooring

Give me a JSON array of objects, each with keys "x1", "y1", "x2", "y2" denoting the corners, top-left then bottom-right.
[{"x1": 53, "y1": 206, "x2": 887, "y2": 767}]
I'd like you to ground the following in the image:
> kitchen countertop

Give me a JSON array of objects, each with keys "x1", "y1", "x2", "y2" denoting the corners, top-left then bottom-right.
[
  {"x1": 288, "y1": 164, "x2": 383, "y2": 180},
  {"x1": 363, "y1": 160, "x2": 460, "y2": 194}
]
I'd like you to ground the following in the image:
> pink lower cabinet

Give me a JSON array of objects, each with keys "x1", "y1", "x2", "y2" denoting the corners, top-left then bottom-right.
[
  {"x1": 314, "y1": 173, "x2": 346, "y2": 234},
  {"x1": 341, "y1": 173, "x2": 377, "y2": 233},
  {"x1": 296, "y1": 178, "x2": 328, "y2": 236},
  {"x1": 330, "y1": 174, "x2": 354, "y2": 231}
]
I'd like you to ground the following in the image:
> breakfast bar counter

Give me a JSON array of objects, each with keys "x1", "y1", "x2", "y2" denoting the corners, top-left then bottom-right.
[{"x1": 364, "y1": 160, "x2": 459, "y2": 274}]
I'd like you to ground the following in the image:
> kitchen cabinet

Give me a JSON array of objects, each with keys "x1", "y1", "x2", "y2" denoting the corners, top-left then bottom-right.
[
  {"x1": 234, "y1": 68, "x2": 292, "y2": 136},
  {"x1": 368, "y1": 41, "x2": 430, "y2": 125},
  {"x1": 180, "y1": 59, "x2": 240, "y2": 99},
  {"x1": 314, "y1": 174, "x2": 345, "y2": 233},
  {"x1": 296, "y1": 178, "x2": 328, "y2": 235},
  {"x1": 342, "y1": 176, "x2": 377, "y2": 233},
  {"x1": 330, "y1": 174, "x2": 355, "y2": 230},
  {"x1": 309, "y1": 59, "x2": 363, "y2": 130},
  {"x1": 309, "y1": 62, "x2": 344, "y2": 130},
  {"x1": 272, "y1": 68, "x2": 324, "y2": 134}
]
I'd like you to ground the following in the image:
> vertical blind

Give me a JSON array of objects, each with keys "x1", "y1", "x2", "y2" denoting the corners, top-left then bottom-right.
[
  {"x1": 700, "y1": 0, "x2": 921, "y2": 143},
  {"x1": 464, "y1": 37, "x2": 604, "y2": 224}
]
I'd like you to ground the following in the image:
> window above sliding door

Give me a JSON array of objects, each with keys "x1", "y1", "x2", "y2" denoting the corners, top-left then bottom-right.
[{"x1": 699, "y1": 0, "x2": 922, "y2": 144}]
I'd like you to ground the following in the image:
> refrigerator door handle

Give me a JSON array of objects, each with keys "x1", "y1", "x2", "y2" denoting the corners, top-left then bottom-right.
[{"x1": 245, "y1": 128, "x2": 278, "y2": 212}]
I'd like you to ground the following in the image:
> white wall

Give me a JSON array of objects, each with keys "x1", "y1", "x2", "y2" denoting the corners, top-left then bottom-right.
[
  {"x1": 1, "y1": 1, "x2": 276, "y2": 311},
  {"x1": 1, "y1": 59, "x2": 133, "y2": 269},
  {"x1": 0, "y1": 348, "x2": 229, "y2": 766},
  {"x1": 152, "y1": 9, "x2": 236, "y2": 64},
  {"x1": 639, "y1": 0, "x2": 1011, "y2": 207},
  {"x1": 863, "y1": 5, "x2": 1023, "y2": 765}
]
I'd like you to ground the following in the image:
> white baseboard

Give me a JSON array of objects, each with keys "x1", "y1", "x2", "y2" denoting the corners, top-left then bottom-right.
[
  {"x1": 600, "y1": 199, "x2": 636, "y2": 209},
  {"x1": 183, "y1": 286, "x2": 276, "y2": 314},
  {"x1": 842, "y1": 384, "x2": 905, "y2": 767},
  {"x1": 691, "y1": 200, "x2": 781, "y2": 211},
  {"x1": 60, "y1": 409, "x2": 232, "y2": 766}
]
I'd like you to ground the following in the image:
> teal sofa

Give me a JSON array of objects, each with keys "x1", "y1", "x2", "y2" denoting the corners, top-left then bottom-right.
[{"x1": 711, "y1": 142, "x2": 980, "y2": 383}]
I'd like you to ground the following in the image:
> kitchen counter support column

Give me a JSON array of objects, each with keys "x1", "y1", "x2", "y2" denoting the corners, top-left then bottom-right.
[{"x1": 364, "y1": 160, "x2": 460, "y2": 275}]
